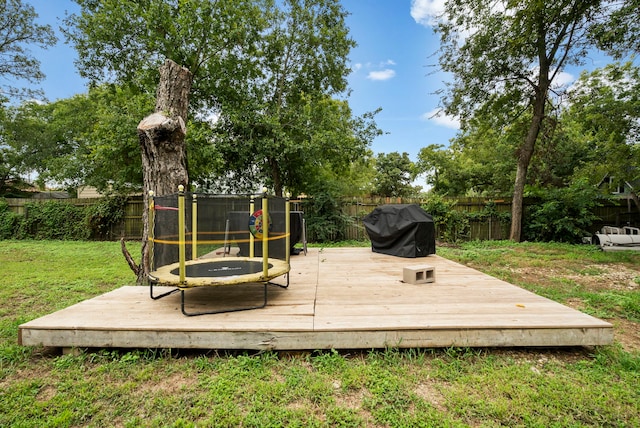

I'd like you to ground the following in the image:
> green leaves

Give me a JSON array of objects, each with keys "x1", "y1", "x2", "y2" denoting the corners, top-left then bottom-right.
[
  {"x1": 208, "y1": 0, "x2": 375, "y2": 196},
  {"x1": 524, "y1": 179, "x2": 605, "y2": 242},
  {"x1": 0, "y1": 85, "x2": 154, "y2": 194},
  {"x1": 66, "y1": 0, "x2": 269, "y2": 112},
  {"x1": 63, "y1": 0, "x2": 373, "y2": 198},
  {"x1": 560, "y1": 62, "x2": 640, "y2": 200},
  {"x1": 0, "y1": 0, "x2": 57, "y2": 99},
  {"x1": 372, "y1": 152, "x2": 419, "y2": 198}
]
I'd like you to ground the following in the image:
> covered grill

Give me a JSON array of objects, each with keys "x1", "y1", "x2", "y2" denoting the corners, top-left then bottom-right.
[{"x1": 362, "y1": 204, "x2": 436, "y2": 258}]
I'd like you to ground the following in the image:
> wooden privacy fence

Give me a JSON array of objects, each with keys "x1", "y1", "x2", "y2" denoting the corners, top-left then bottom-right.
[
  {"x1": 306, "y1": 196, "x2": 637, "y2": 242},
  {"x1": 5, "y1": 195, "x2": 638, "y2": 242},
  {"x1": 333, "y1": 197, "x2": 513, "y2": 242},
  {"x1": 4, "y1": 196, "x2": 145, "y2": 240}
]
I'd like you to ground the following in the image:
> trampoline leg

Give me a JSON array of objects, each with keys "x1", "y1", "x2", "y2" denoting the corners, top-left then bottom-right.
[
  {"x1": 180, "y1": 282, "x2": 269, "y2": 317},
  {"x1": 150, "y1": 281, "x2": 180, "y2": 300},
  {"x1": 268, "y1": 272, "x2": 289, "y2": 289}
]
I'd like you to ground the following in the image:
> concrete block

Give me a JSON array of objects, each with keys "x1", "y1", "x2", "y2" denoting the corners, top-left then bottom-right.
[{"x1": 403, "y1": 265, "x2": 436, "y2": 284}]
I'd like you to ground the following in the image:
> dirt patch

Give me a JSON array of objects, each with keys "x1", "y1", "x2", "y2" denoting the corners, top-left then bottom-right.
[
  {"x1": 333, "y1": 387, "x2": 375, "y2": 424},
  {"x1": 510, "y1": 264, "x2": 640, "y2": 293},
  {"x1": 36, "y1": 384, "x2": 57, "y2": 402},
  {"x1": 414, "y1": 381, "x2": 447, "y2": 412},
  {"x1": 611, "y1": 318, "x2": 640, "y2": 353},
  {"x1": 334, "y1": 386, "x2": 371, "y2": 410},
  {"x1": 139, "y1": 371, "x2": 197, "y2": 395},
  {"x1": 565, "y1": 264, "x2": 640, "y2": 292}
]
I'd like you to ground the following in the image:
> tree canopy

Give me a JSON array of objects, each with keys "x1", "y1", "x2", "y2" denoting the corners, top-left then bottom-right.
[
  {"x1": 564, "y1": 61, "x2": 640, "y2": 207},
  {"x1": 0, "y1": 0, "x2": 57, "y2": 100},
  {"x1": 65, "y1": 0, "x2": 266, "y2": 114},
  {"x1": 372, "y1": 152, "x2": 419, "y2": 198},
  {"x1": 1, "y1": 85, "x2": 153, "y2": 194},
  {"x1": 432, "y1": 0, "x2": 640, "y2": 240},
  {"x1": 64, "y1": 0, "x2": 379, "y2": 197},
  {"x1": 203, "y1": 0, "x2": 379, "y2": 196}
]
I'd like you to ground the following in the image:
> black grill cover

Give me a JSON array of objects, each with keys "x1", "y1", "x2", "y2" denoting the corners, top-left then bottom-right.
[{"x1": 362, "y1": 204, "x2": 435, "y2": 258}]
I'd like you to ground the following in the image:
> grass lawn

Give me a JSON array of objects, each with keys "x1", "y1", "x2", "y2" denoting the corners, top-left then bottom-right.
[{"x1": 1, "y1": 240, "x2": 639, "y2": 427}]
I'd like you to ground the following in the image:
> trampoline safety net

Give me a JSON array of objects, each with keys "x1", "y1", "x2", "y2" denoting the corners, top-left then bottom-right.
[{"x1": 151, "y1": 193, "x2": 290, "y2": 272}]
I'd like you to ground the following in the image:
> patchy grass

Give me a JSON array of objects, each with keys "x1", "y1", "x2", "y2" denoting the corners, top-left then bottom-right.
[
  {"x1": 307, "y1": 240, "x2": 371, "y2": 248},
  {"x1": 1, "y1": 240, "x2": 639, "y2": 427}
]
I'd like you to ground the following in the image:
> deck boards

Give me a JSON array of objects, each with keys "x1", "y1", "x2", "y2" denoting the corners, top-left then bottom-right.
[{"x1": 19, "y1": 247, "x2": 613, "y2": 350}]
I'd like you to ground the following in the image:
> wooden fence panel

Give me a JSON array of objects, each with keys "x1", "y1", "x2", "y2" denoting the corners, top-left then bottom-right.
[
  {"x1": 331, "y1": 196, "x2": 636, "y2": 241},
  {"x1": 4, "y1": 195, "x2": 638, "y2": 242},
  {"x1": 121, "y1": 197, "x2": 144, "y2": 240}
]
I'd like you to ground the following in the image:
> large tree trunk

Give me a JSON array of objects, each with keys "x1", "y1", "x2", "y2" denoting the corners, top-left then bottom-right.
[
  {"x1": 268, "y1": 155, "x2": 283, "y2": 197},
  {"x1": 510, "y1": 78, "x2": 549, "y2": 241},
  {"x1": 130, "y1": 59, "x2": 193, "y2": 284}
]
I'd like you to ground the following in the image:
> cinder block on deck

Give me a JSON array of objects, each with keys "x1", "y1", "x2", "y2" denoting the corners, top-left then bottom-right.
[{"x1": 403, "y1": 265, "x2": 436, "y2": 284}]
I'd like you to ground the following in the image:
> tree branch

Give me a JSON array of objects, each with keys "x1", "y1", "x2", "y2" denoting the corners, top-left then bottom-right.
[{"x1": 120, "y1": 238, "x2": 140, "y2": 276}]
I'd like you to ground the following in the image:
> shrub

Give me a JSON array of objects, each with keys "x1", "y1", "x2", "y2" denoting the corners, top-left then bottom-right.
[
  {"x1": 422, "y1": 195, "x2": 470, "y2": 242},
  {"x1": 19, "y1": 200, "x2": 90, "y2": 240},
  {"x1": 304, "y1": 184, "x2": 353, "y2": 243},
  {"x1": 2, "y1": 196, "x2": 130, "y2": 241},
  {"x1": 84, "y1": 196, "x2": 128, "y2": 240},
  {"x1": 523, "y1": 180, "x2": 605, "y2": 242},
  {"x1": 0, "y1": 199, "x2": 22, "y2": 239}
]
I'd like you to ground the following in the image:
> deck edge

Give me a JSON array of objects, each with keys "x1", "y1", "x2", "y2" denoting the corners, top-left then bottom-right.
[{"x1": 19, "y1": 326, "x2": 613, "y2": 351}]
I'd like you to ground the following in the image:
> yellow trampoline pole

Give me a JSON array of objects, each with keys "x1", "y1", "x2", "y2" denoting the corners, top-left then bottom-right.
[
  {"x1": 192, "y1": 193, "x2": 198, "y2": 260},
  {"x1": 249, "y1": 197, "x2": 255, "y2": 258},
  {"x1": 285, "y1": 194, "x2": 290, "y2": 264},
  {"x1": 178, "y1": 185, "x2": 186, "y2": 285},
  {"x1": 148, "y1": 190, "x2": 155, "y2": 270},
  {"x1": 262, "y1": 190, "x2": 268, "y2": 278}
]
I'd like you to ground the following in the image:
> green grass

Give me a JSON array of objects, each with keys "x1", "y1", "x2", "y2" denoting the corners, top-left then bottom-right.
[
  {"x1": 1, "y1": 240, "x2": 639, "y2": 427},
  {"x1": 307, "y1": 239, "x2": 371, "y2": 248}
]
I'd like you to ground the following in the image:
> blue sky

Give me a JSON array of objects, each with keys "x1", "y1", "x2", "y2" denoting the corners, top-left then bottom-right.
[
  {"x1": 25, "y1": 0, "x2": 617, "y2": 163},
  {"x1": 342, "y1": 0, "x2": 459, "y2": 159}
]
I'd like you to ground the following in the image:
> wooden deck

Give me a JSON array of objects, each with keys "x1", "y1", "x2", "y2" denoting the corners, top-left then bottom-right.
[{"x1": 19, "y1": 248, "x2": 613, "y2": 351}]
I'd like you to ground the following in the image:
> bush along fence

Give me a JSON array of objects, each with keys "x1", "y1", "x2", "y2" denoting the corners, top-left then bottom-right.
[
  {"x1": 1, "y1": 196, "x2": 137, "y2": 240},
  {"x1": 2, "y1": 194, "x2": 638, "y2": 243},
  {"x1": 301, "y1": 194, "x2": 639, "y2": 243}
]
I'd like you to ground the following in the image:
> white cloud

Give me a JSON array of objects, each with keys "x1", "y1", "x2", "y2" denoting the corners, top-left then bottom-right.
[
  {"x1": 411, "y1": 1, "x2": 507, "y2": 41},
  {"x1": 410, "y1": 0, "x2": 446, "y2": 27},
  {"x1": 552, "y1": 70, "x2": 575, "y2": 88},
  {"x1": 367, "y1": 69, "x2": 396, "y2": 81},
  {"x1": 421, "y1": 108, "x2": 460, "y2": 129},
  {"x1": 352, "y1": 63, "x2": 362, "y2": 73},
  {"x1": 529, "y1": 67, "x2": 576, "y2": 90}
]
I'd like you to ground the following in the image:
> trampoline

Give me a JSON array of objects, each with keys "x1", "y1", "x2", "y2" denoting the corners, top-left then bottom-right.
[
  {"x1": 150, "y1": 258, "x2": 290, "y2": 287},
  {"x1": 148, "y1": 187, "x2": 291, "y2": 316}
]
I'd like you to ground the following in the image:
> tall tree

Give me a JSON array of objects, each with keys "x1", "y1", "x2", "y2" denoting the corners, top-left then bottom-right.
[
  {"x1": 65, "y1": 0, "x2": 267, "y2": 189},
  {"x1": 66, "y1": 0, "x2": 267, "y2": 279},
  {"x1": 211, "y1": 0, "x2": 376, "y2": 197},
  {"x1": 564, "y1": 62, "x2": 640, "y2": 209},
  {"x1": 372, "y1": 152, "x2": 419, "y2": 197},
  {"x1": 432, "y1": 0, "x2": 638, "y2": 241},
  {"x1": 2, "y1": 85, "x2": 154, "y2": 194},
  {"x1": 0, "y1": 0, "x2": 56, "y2": 100},
  {"x1": 64, "y1": 0, "x2": 268, "y2": 195}
]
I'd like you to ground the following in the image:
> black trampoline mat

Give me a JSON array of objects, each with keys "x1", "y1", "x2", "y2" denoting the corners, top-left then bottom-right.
[{"x1": 171, "y1": 260, "x2": 274, "y2": 277}]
